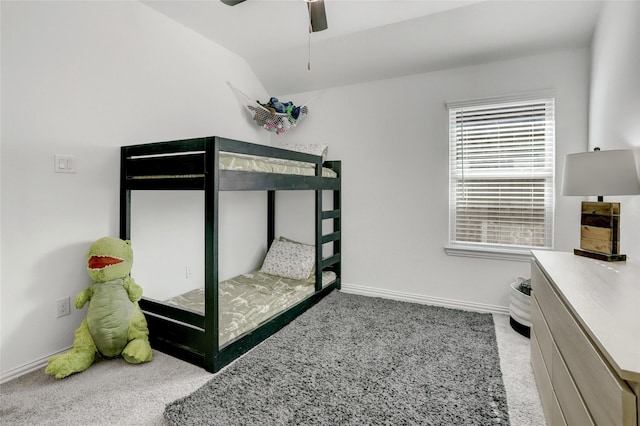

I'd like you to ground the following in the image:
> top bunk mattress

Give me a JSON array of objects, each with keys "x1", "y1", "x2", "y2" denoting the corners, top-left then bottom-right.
[{"x1": 219, "y1": 152, "x2": 337, "y2": 178}]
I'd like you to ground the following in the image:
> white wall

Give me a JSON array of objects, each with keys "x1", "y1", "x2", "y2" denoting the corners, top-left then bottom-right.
[
  {"x1": 0, "y1": 1, "x2": 598, "y2": 381},
  {"x1": 277, "y1": 48, "x2": 590, "y2": 310},
  {"x1": 589, "y1": 1, "x2": 640, "y2": 260},
  {"x1": 0, "y1": 1, "x2": 270, "y2": 379}
]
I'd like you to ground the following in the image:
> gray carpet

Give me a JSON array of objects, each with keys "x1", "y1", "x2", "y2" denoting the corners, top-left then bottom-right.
[{"x1": 165, "y1": 291, "x2": 510, "y2": 425}]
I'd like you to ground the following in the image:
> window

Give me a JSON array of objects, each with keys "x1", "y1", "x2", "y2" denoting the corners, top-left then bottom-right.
[{"x1": 447, "y1": 94, "x2": 555, "y2": 257}]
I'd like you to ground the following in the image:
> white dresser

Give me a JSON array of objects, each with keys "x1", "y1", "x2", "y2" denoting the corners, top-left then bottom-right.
[{"x1": 530, "y1": 250, "x2": 640, "y2": 426}]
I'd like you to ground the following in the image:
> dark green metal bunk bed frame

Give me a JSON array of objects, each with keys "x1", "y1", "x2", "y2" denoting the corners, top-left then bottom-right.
[{"x1": 120, "y1": 136, "x2": 341, "y2": 373}]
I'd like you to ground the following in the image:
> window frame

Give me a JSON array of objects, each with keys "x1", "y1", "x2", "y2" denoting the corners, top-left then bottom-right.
[{"x1": 445, "y1": 91, "x2": 556, "y2": 261}]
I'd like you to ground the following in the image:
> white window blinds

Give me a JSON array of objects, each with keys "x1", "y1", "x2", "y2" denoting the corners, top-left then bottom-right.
[{"x1": 448, "y1": 97, "x2": 555, "y2": 250}]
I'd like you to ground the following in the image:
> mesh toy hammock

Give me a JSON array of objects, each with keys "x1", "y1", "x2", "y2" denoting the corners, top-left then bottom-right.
[{"x1": 229, "y1": 83, "x2": 310, "y2": 135}]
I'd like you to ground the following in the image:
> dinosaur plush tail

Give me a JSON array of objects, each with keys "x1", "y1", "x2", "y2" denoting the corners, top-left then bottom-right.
[{"x1": 45, "y1": 319, "x2": 97, "y2": 379}]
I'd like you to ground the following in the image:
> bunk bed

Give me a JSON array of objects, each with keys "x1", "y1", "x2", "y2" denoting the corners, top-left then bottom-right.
[{"x1": 120, "y1": 136, "x2": 341, "y2": 373}]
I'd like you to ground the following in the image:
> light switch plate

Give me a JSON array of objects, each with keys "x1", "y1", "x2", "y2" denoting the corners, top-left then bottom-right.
[{"x1": 54, "y1": 154, "x2": 77, "y2": 173}]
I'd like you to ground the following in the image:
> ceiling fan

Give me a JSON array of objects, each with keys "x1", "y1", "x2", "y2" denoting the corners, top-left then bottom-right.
[{"x1": 220, "y1": 0, "x2": 328, "y2": 32}]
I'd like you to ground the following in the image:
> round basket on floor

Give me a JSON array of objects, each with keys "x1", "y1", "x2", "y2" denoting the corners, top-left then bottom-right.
[{"x1": 509, "y1": 278, "x2": 531, "y2": 338}]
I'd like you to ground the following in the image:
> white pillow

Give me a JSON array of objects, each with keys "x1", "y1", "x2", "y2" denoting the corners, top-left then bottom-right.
[
  {"x1": 279, "y1": 236, "x2": 316, "y2": 275},
  {"x1": 260, "y1": 238, "x2": 315, "y2": 280}
]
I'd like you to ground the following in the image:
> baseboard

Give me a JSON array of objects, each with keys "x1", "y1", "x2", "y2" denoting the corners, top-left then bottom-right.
[
  {"x1": 0, "y1": 347, "x2": 71, "y2": 384},
  {"x1": 340, "y1": 282, "x2": 510, "y2": 315}
]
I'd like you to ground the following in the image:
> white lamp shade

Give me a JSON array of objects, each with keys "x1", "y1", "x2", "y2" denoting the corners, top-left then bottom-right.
[{"x1": 562, "y1": 149, "x2": 640, "y2": 196}]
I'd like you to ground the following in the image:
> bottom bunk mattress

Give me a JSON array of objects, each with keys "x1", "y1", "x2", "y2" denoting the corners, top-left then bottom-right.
[{"x1": 164, "y1": 270, "x2": 336, "y2": 346}]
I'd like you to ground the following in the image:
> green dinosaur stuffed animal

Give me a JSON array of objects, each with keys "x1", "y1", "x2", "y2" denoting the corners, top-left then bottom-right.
[{"x1": 45, "y1": 237, "x2": 153, "y2": 379}]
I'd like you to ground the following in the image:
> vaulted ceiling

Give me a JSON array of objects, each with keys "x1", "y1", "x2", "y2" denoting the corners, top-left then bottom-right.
[{"x1": 143, "y1": 0, "x2": 602, "y2": 94}]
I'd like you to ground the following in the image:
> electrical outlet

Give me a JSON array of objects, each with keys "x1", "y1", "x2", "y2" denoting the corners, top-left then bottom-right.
[
  {"x1": 57, "y1": 297, "x2": 71, "y2": 318},
  {"x1": 185, "y1": 266, "x2": 192, "y2": 279}
]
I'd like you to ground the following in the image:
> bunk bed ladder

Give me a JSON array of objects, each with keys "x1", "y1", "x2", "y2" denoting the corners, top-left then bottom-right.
[{"x1": 317, "y1": 160, "x2": 342, "y2": 291}]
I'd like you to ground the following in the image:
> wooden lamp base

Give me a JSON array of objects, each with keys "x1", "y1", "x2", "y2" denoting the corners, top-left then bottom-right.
[
  {"x1": 576, "y1": 201, "x2": 627, "y2": 262},
  {"x1": 573, "y1": 248, "x2": 626, "y2": 262}
]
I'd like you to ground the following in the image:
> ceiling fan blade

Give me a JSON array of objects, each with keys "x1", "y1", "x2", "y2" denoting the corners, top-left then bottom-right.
[
  {"x1": 308, "y1": 0, "x2": 328, "y2": 32},
  {"x1": 220, "y1": 0, "x2": 246, "y2": 6}
]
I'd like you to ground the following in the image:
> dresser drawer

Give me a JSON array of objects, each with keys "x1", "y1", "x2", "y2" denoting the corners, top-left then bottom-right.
[
  {"x1": 532, "y1": 310, "x2": 593, "y2": 426},
  {"x1": 551, "y1": 394, "x2": 568, "y2": 426},
  {"x1": 531, "y1": 295, "x2": 553, "y2": 376},
  {"x1": 531, "y1": 328, "x2": 553, "y2": 423},
  {"x1": 532, "y1": 261, "x2": 636, "y2": 426},
  {"x1": 551, "y1": 340, "x2": 594, "y2": 426}
]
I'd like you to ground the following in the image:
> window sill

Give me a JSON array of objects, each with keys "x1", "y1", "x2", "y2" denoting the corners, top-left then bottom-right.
[{"x1": 444, "y1": 245, "x2": 540, "y2": 262}]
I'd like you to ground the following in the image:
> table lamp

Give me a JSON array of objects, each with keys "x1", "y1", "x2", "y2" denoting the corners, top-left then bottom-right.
[{"x1": 562, "y1": 148, "x2": 640, "y2": 261}]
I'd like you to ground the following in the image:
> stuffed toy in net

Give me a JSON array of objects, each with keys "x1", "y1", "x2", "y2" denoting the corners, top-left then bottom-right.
[
  {"x1": 247, "y1": 97, "x2": 308, "y2": 135},
  {"x1": 45, "y1": 237, "x2": 153, "y2": 379},
  {"x1": 229, "y1": 83, "x2": 310, "y2": 135}
]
